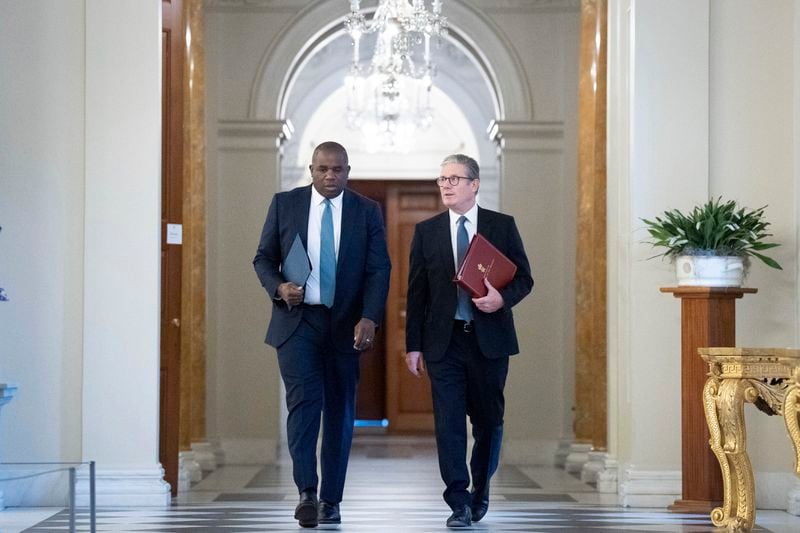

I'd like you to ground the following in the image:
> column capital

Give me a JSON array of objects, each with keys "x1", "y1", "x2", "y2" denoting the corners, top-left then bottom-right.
[
  {"x1": 217, "y1": 119, "x2": 293, "y2": 151},
  {"x1": 488, "y1": 120, "x2": 564, "y2": 151}
]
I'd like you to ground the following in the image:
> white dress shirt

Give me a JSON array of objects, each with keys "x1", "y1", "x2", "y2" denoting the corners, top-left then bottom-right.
[
  {"x1": 304, "y1": 187, "x2": 343, "y2": 305},
  {"x1": 448, "y1": 203, "x2": 478, "y2": 272}
]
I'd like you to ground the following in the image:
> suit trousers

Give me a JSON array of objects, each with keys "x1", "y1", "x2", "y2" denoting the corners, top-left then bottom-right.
[
  {"x1": 276, "y1": 305, "x2": 360, "y2": 503},
  {"x1": 426, "y1": 322, "x2": 509, "y2": 510}
]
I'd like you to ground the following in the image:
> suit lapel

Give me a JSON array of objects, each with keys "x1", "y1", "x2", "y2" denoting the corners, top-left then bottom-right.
[
  {"x1": 337, "y1": 190, "x2": 358, "y2": 278},
  {"x1": 296, "y1": 185, "x2": 312, "y2": 248},
  {"x1": 433, "y1": 212, "x2": 456, "y2": 278},
  {"x1": 476, "y1": 206, "x2": 495, "y2": 240}
]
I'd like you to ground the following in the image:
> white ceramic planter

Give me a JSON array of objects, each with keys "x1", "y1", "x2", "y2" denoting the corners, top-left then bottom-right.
[{"x1": 675, "y1": 255, "x2": 745, "y2": 287}]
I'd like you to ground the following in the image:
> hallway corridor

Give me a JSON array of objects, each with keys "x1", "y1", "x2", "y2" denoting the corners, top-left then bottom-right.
[{"x1": 3, "y1": 435, "x2": 799, "y2": 532}]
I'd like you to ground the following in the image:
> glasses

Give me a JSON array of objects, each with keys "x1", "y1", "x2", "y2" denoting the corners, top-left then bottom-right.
[{"x1": 436, "y1": 175, "x2": 476, "y2": 186}]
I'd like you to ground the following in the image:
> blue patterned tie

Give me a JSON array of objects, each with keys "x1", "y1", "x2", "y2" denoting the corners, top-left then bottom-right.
[
  {"x1": 456, "y1": 215, "x2": 473, "y2": 321},
  {"x1": 320, "y1": 199, "x2": 336, "y2": 308}
]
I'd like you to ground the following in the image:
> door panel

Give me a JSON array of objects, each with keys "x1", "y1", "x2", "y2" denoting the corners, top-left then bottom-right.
[
  {"x1": 385, "y1": 184, "x2": 443, "y2": 433},
  {"x1": 160, "y1": 0, "x2": 183, "y2": 496},
  {"x1": 348, "y1": 180, "x2": 442, "y2": 432}
]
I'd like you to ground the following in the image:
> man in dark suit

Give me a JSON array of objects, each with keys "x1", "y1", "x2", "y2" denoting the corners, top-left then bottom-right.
[
  {"x1": 405, "y1": 154, "x2": 533, "y2": 528},
  {"x1": 254, "y1": 141, "x2": 391, "y2": 528}
]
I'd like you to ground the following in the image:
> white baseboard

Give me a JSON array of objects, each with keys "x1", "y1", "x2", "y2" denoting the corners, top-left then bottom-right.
[
  {"x1": 554, "y1": 439, "x2": 572, "y2": 468},
  {"x1": 178, "y1": 451, "x2": 202, "y2": 492},
  {"x1": 788, "y1": 479, "x2": 800, "y2": 516},
  {"x1": 755, "y1": 471, "x2": 800, "y2": 511},
  {"x1": 218, "y1": 438, "x2": 278, "y2": 464},
  {"x1": 596, "y1": 456, "x2": 619, "y2": 493},
  {"x1": 618, "y1": 467, "x2": 800, "y2": 511},
  {"x1": 565, "y1": 443, "x2": 592, "y2": 473},
  {"x1": 581, "y1": 450, "x2": 608, "y2": 482},
  {"x1": 76, "y1": 464, "x2": 171, "y2": 507},
  {"x1": 618, "y1": 466, "x2": 681, "y2": 508},
  {"x1": 191, "y1": 442, "x2": 218, "y2": 472},
  {"x1": 501, "y1": 438, "x2": 559, "y2": 465}
]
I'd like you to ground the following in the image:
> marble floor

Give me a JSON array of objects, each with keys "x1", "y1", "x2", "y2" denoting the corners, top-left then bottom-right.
[{"x1": 2, "y1": 435, "x2": 800, "y2": 532}]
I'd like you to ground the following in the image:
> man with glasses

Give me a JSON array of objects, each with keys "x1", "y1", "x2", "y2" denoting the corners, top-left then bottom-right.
[
  {"x1": 254, "y1": 141, "x2": 391, "y2": 528},
  {"x1": 405, "y1": 154, "x2": 533, "y2": 528}
]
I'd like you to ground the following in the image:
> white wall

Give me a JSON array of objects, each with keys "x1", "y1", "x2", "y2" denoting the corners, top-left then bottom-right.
[
  {"x1": 0, "y1": 0, "x2": 86, "y2": 465},
  {"x1": 709, "y1": 0, "x2": 798, "y2": 478},
  {"x1": 609, "y1": 0, "x2": 800, "y2": 509},
  {"x1": 0, "y1": 0, "x2": 168, "y2": 506}
]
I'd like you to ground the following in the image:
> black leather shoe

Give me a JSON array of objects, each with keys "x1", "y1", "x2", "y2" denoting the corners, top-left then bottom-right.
[
  {"x1": 470, "y1": 490, "x2": 489, "y2": 522},
  {"x1": 294, "y1": 490, "x2": 319, "y2": 528},
  {"x1": 318, "y1": 500, "x2": 341, "y2": 524},
  {"x1": 446, "y1": 505, "x2": 472, "y2": 528}
]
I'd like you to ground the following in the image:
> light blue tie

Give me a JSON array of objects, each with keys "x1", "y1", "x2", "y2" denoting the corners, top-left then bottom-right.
[
  {"x1": 320, "y1": 199, "x2": 336, "y2": 308},
  {"x1": 456, "y1": 215, "x2": 473, "y2": 321}
]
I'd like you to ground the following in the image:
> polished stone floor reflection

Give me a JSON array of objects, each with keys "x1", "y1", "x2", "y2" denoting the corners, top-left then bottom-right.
[{"x1": 5, "y1": 435, "x2": 800, "y2": 531}]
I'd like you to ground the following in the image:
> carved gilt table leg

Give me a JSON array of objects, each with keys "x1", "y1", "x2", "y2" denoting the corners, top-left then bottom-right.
[
  {"x1": 784, "y1": 375, "x2": 800, "y2": 478},
  {"x1": 703, "y1": 376, "x2": 754, "y2": 531}
]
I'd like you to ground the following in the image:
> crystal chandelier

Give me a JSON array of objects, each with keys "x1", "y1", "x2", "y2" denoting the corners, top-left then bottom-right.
[{"x1": 344, "y1": 0, "x2": 447, "y2": 152}]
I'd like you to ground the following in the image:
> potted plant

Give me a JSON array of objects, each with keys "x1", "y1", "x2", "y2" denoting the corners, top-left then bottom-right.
[{"x1": 642, "y1": 197, "x2": 782, "y2": 287}]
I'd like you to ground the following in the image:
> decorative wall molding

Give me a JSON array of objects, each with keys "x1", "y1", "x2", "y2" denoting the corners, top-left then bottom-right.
[
  {"x1": 788, "y1": 479, "x2": 800, "y2": 515},
  {"x1": 754, "y1": 472, "x2": 800, "y2": 513},
  {"x1": 191, "y1": 441, "x2": 218, "y2": 472},
  {"x1": 596, "y1": 456, "x2": 619, "y2": 493},
  {"x1": 206, "y1": 0, "x2": 580, "y2": 14},
  {"x1": 217, "y1": 119, "x2": 292, "y2": 151},
  {"x1": 565, "y1": 442, "x2": 591, "y2": 473},
  {"x1": 489, "y1": 120, "x2": 565, "y2": 152},
  {"x1": 618, "y1": 467, "x2": 681, "y2": 508},
  {"x1": 476, "y1": 0, "x2": 581, "y2": 13},
  {"x1": 581, "y1": 450, "x2": 608, "y2": 483},
  {"x1": 554, "y1": 438, "x2": 572, "y2": 468},
  {"x1": 178, "y1": 451, "x2": 202, "y2": 490},
  {"x1": 205, "y1": 0, "x2": 303, "y2": 12}
]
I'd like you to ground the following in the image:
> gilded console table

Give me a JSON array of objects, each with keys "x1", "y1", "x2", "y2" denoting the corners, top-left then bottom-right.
[{"x1": 700, "y1": 347, "x2": 800, "y2": 531}]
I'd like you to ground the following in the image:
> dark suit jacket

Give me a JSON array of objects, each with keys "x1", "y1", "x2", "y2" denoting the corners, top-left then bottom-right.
[
  {"x1": 405, "y1": 207, "x2": 533, "y2": 362},
  {"x1": 254, "y1": 185, "x2": 391, "y2": 353}
]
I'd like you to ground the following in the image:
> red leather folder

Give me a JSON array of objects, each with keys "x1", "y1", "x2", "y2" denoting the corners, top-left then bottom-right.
[{"x1": 454, "y1": 233, "x2": 517, "y2": 298}]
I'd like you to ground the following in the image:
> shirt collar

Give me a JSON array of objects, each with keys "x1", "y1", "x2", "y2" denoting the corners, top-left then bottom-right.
[
  {"x1": 311, "y1": 186, "x2": 344, "y2": 209},
  {"x1": 449, "y1": 203, "x2": 479, "y2": 227}
]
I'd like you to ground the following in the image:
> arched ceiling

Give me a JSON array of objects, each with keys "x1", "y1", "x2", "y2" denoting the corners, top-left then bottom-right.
[{"x1": 281, "y1": 31, "x2": 497, "y2": 183}]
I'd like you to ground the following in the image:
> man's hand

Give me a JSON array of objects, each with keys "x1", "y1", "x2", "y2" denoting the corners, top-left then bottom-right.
[
  {"x1": 405, "y1": 351, "x2": 425, "y2": 377},
  {"x1": 277, "y1": 282, "x2": 304, "y2": 308},
  {"x1": 353, "y1": 318, "x2": 377, "y2": 351},
  {"x1": 472, "y1": 278, "x2": 504, "y2": 314}
]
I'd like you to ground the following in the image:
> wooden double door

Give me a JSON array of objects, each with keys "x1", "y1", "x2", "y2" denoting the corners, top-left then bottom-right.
[{"x1": 349, "y1": 180, "x2": 443, "y2": 433}]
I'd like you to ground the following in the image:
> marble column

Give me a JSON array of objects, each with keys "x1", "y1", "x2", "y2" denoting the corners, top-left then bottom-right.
[
  {"x1": 574, "y1": 0, "x2": 608, "y2": 480},
  {"x1": 179, "y1": 0, "x2": 209, "y2": 488}
]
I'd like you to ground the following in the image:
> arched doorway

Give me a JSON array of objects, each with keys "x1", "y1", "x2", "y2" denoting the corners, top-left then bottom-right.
[
  {"x1": 205, "y1": 0, "x2": 580, "y2": 468},
  {"x1": 269, "y1": 11, "x2": 504, "y2": 433}
]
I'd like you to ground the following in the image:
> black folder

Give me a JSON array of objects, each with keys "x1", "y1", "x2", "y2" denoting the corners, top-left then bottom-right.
[{"x1": 282, "y1": 233, "x2": 311, "y2": 286}]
